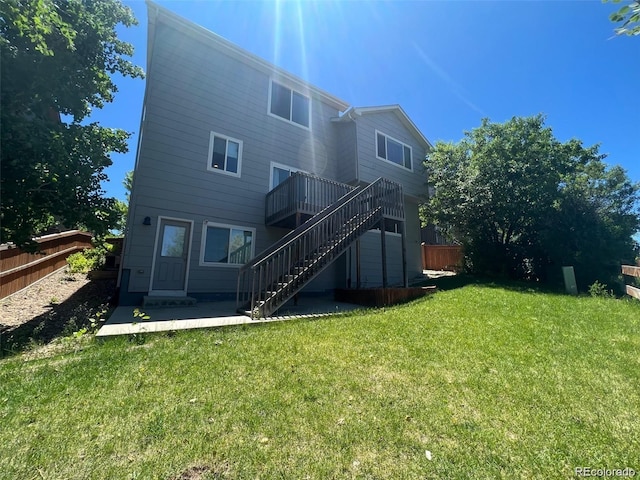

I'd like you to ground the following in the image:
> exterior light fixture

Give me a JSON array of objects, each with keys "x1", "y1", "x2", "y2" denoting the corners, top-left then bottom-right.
[{"x1": 143, "y1": 216, "x2": 151, "y2": 226}]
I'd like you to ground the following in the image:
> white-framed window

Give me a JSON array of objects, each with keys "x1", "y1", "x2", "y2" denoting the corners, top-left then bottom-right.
[
  {"x1": 268, "y1": 80, "x2": 311, "y2": 129},
  {"x1": 375, "y1": 130, "x2": 413, "y2": 171},
  {"x1": 269, "y1": 161, "x2": 307, "y2": 190},
  {"x1": 207, "y1": 132, "x2": 243, "y2": 177},
  {"x1": 200, "y1": 221, "x2": 255, "y2": 267}
]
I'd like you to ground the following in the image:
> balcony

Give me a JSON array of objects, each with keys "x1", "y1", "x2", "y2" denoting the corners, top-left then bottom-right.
[{"x1": 265, "y1": 172, "x2": 355, "y2": 228}]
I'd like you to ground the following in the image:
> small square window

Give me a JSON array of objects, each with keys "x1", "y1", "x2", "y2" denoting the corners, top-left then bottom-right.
[{"x1": 207, "y1": 132, "x2": 243, "y2": 177}]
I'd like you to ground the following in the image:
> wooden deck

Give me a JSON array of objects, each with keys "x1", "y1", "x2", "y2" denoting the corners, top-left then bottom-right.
[
  {"x1": 335, "y1": 286, "x2": 436, "y2": 308},
  {"x1": 265, "y1": 172, "x2": 354, "y2": 228}
]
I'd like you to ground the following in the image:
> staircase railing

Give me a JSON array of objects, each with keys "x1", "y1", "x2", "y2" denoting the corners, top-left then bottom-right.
[{"x1": 237, "y1": 177, "x2": 404, "y2": 318}]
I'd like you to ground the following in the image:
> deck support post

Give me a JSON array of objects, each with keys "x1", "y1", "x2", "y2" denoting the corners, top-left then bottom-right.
[
  {"x1": 380, "y1": 217, "x2": 388, "y2": 288},
  {"x1": 356, "y1": 239, "x2": 361, "y2": 289},
  {"x1": 401, "y1": 219, "x2": 408, "y2": 288}
]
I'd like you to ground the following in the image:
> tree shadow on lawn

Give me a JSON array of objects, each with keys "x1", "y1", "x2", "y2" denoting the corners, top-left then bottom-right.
[{"x1": 0, "y1": 278, "x2": 116, "y2": 358}]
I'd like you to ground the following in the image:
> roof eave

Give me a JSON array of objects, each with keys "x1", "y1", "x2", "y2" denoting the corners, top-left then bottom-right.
[{"x1": 335, "y1": 104, "x2": 433, "y2": 150}]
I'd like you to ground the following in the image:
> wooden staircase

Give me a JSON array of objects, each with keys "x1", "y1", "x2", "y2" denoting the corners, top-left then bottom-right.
[{"x1": 237, "y1": 178, "x2": 404, "y2": 318}]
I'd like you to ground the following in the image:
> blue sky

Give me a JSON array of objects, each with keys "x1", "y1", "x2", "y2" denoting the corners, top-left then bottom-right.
[{"x1": 93, "y1": 0, "x2": 640, "y2": 202}]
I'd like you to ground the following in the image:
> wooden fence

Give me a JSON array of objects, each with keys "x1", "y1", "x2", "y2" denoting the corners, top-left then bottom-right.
[
  {"x1": 421, "y1": 244, "x2": 463, "y2": 271},
  {"x1": 0, "y1": 230, "x2": 93, "y2": 299},
  {"x1": 621, "y1": 265, "x2": 640, "y2": 300}
]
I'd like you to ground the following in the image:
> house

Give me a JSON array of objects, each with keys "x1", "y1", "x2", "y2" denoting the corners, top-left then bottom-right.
[{"x1": 119, "y1": 1, "x2": 432, "y2": 317}]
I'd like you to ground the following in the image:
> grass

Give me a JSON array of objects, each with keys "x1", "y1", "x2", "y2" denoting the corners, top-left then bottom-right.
[{"x1": 1, "y1": 284, "x2": 639, "y2": 479}]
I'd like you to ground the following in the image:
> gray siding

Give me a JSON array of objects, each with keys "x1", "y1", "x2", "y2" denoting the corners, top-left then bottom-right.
[
  {"x1": 355, "y1": 112, "x2": 427, "y2": 199},
  {"x1": 343, "y1": 199, "x2": 423, "y2": 288},
  {"x1": 124, "y1": 21, "x2": 343, "y2": 295},
  {"x1": 404, "y1": 200, "x2": 423, "y2": 281},
  {"x1": 349, "y1": 232, "x2": 403, "y2": 288},
  {"x1": 335, "y1": 122, "x2": 358, "y2": 184}
]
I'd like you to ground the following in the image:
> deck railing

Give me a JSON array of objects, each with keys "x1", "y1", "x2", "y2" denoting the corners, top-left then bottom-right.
[
  {"x1": 265, "y1": 172, "x2": 355, "y2": 226},
  {"x1": 238, "y1": 177, "x2": 404, "y2": 318}
]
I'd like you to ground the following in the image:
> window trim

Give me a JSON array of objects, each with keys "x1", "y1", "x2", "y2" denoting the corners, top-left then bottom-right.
[
  {"x1": 375, "y1": 129, "x2": 413, "y2": 172},
  {"x1": 199, "y1": 221, "x2": 256, "y2": 268},
  {"x1": 267, "y1": 79, "x2": 311, "y2": 130},
  {"x1": 207, "y1": 131, "x2": 243, "y2": 177}
]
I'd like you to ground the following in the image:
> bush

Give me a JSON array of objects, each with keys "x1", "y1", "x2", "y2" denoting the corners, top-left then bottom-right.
[
  {"x1": 66, "y1": 241, "x2": 114, "y2": 273},
  {"x1": 66, "y1": 251, "x2": 93, "y2": 273},
  {"x1": 588, "y1": 281, "x2": 615, "y2": 298}
]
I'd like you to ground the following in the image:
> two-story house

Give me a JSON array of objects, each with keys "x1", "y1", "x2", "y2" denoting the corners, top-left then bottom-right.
[{"x1": 119, "y1": 1, "x2": 432, "y2": 317}]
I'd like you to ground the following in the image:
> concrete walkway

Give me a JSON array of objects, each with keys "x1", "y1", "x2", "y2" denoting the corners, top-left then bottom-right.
[{"x1": 96, "y1": 296, "x2": 363, "y2": 337}]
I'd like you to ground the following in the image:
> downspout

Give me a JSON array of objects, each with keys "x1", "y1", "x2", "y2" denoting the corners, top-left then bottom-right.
[
  {"x1": 349, "y1": 108, "x2": 362, "y2": 288},
  {"x1": 350, "y1": 108, "x2": 360, "y2": 183}
]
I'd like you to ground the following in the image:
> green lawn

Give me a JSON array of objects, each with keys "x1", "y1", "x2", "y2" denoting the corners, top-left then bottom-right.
[{"x1": 1, "y1": 284, "x2": 638, "y2": 479}]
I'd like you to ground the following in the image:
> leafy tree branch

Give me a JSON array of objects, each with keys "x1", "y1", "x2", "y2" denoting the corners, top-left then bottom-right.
[{"x1": 1, "y1": 0, "x2": 144, "y2": 251}]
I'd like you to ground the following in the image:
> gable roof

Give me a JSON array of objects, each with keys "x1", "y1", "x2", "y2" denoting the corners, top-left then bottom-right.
[
  {"x1": 145, "y1": 0, "x2": 349, "y2": 111},
  {"x1": 333, "y1": 105, "x2": 432, "y2": 150}
]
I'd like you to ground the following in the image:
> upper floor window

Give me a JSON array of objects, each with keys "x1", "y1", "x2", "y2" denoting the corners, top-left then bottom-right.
[
  {"x1": 207, "y1": 132, "x2": 242, "y2": 177},
  {"x1": 269, "y1": 80, "x2": 310, "y2": 129},
  {"x1": 376, "y1": 130, "x2": 412, "y2": 171}
]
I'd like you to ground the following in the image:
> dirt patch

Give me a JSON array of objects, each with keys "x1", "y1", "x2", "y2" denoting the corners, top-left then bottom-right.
[
  {"x1": 0, "y1": 267, "x2": 116, "y2": 355},
  {"x1": 170, "y1": 463, "x2": 231, "y2": 480}
]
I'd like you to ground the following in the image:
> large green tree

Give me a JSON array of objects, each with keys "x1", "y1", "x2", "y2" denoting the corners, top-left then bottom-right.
[
  {"x1": 422, "y1": 115, "x2": 639, "y2": 290},
  {"x1": 1, "y1": 0, "x2": 144, "y2": 250}
]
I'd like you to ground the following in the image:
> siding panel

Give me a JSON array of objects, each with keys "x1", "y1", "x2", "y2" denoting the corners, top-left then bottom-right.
[
  {"x1": 350, "y1": 231, "x2": 403, "y2": 288},
  {"x1": 335, "y1": 122, "x2": 357, "y2": 184}
]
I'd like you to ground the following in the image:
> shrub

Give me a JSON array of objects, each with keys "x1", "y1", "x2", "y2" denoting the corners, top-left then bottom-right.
[
  {"x1": 66, "y1": 251, "x2": 93, "y2": 273},
  {"x1": 66, "y1": 241, "x2": 114, "y2": 273},
  {"x1": 588, "y1": 280, "x2": 615, "y2": 298}
]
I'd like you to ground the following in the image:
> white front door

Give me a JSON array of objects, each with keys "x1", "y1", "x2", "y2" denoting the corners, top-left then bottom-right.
[{"x1": 151, "y1": 218, "x2": 192, "y2": 295}]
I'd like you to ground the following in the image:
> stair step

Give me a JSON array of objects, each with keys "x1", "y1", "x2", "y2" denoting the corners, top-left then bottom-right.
[{"x1": 142, "y1": 296, "x2": 197, "y2": 308}]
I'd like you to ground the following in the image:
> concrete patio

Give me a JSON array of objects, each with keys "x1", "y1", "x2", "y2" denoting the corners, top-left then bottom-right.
[
  {"x1": 96, "y1": 296, "x2": 363, "y2": 337},
  {"x1": 96, "y1": 270, "x2": 449, "y2": 337}
]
